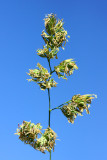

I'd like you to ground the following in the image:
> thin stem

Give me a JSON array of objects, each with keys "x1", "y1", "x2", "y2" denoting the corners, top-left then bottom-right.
[
  {"x1": 50, "y1": 69, "x2": 55, "y2": 75},
  {"x1": 51, "y1": 107, "x2": 61, "y2": 111},
  {"x1": 46, "y1": 56, "x2": 55, "y2": 75},
  {"x1": 47, "y1": 58, "x2": 52, "y2": 74},
  {"x1": 51, "y1": 103, "x2": 64, "y2": 111},
  {"x1": 51, "y1": 99, "x2": 72, "y2": 111},
  {"x1": 50, "y1": 151, "x2": 51, "y2": 160},
  {"x1": 48, "y1": 88, "x2": 51, "y2": 127},
  {"x1": 47, "y1": 58, "x2": 52, "y2": 160}
]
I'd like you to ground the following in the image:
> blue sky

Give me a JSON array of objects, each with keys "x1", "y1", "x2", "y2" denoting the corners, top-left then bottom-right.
[{"x1": 0, "y1": 0, "x2": 107, "y2": 160}]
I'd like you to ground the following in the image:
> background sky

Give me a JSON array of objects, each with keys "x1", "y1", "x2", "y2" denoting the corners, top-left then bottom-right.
[{"x1": 0, "y1": 0, "x2": 107, "y2": 160}]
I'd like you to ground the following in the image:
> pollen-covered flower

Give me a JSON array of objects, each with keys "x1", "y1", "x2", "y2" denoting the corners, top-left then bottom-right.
[
  {"x1": 37, "y1": 13, "x2": 69, "y2": 59},
  {"x1": 54, "y1": 59, "x2": 78, "y2": 79},
  {"x1": 15, "y1": 121, "x2": 57, "y2": 154},
  {"x1": 61, "y1": 94, "x2": 97, "y2": 123},
  {"x1": 15, "y1": 121, "x2": 42, "y2": 145},
  {"x1": 27, "y1": 63, "x2": 57, "y2": 90},
  {"x1": 42, "y1": 14, "x2": 69, "y2": 49},
  {"x1": 36, "y1": 127, "x2": 57, "y2": 153}
]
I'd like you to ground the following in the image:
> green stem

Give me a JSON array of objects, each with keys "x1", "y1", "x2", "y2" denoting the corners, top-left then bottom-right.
[
  {"x1": 50, "y1": 69, "x2": 55, "y2": 74},
  {"x1": 47, "y1": 58, "x2": 52, "y2": 73},
  {"x1": 51, "y1": 99, "x2": 73, "y2": 111},
  {"x1": 48, "y1": 88, "x2": 51, "y2": 127},
  {"x1": 50, "y1": 151, "x2": 51, "y2": 160},
  {"x1": 47, "y1": 58, "x2": 52, "y2": 160},
  {"x1": 51, "y1": 107, "x2": 61, "y2": 111},
  {"x1": 51, "y1": 103, "x2": 64, "y2": 111}
]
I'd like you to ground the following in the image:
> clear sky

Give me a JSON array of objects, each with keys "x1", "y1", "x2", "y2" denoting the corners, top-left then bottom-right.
[{"x1": 0, "y1": 0, "x2": 107, "y2": 160}]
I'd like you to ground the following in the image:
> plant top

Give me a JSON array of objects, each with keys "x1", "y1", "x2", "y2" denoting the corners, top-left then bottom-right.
[{"x1": 15, "y1": 14, "x2": 97, "y2": 158}]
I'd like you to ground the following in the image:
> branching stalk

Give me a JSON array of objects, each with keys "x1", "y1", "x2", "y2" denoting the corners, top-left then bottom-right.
[
  {"x1": 50, "y1": 107, "x2": 61, "y2": 111},
  {"x1": 50, "y1": 69, "x2": 55, "y2": 74},
  {"x1": 51, "y1": 103, "x2": 66, "y2": 111}
]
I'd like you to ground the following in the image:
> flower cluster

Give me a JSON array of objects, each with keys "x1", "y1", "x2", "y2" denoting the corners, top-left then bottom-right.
[
  {"x1": 27, "y1": 63, "x2": 57, "y2": 90},
  {"x1": 37, "y1": 46, "x2": 59, "y2": 59},
  {"x1": 15, "y1": 121, "x2": 42, "y2": 146},
  {"x1": 15, "y1": 121, "x2": 57, "y2": 154},
  {"x1": 37, "y1": 13, "x2": 69, "y2": 59},
  {"x1": 61, "y1": 94, "x2": 97, "y2": 123},
  {"x1": 54, "y1": 59, "x2": 78, "y2": 79},
  {"x1": 36, "y1": 127, "x2": 57, "y2": 153}
]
